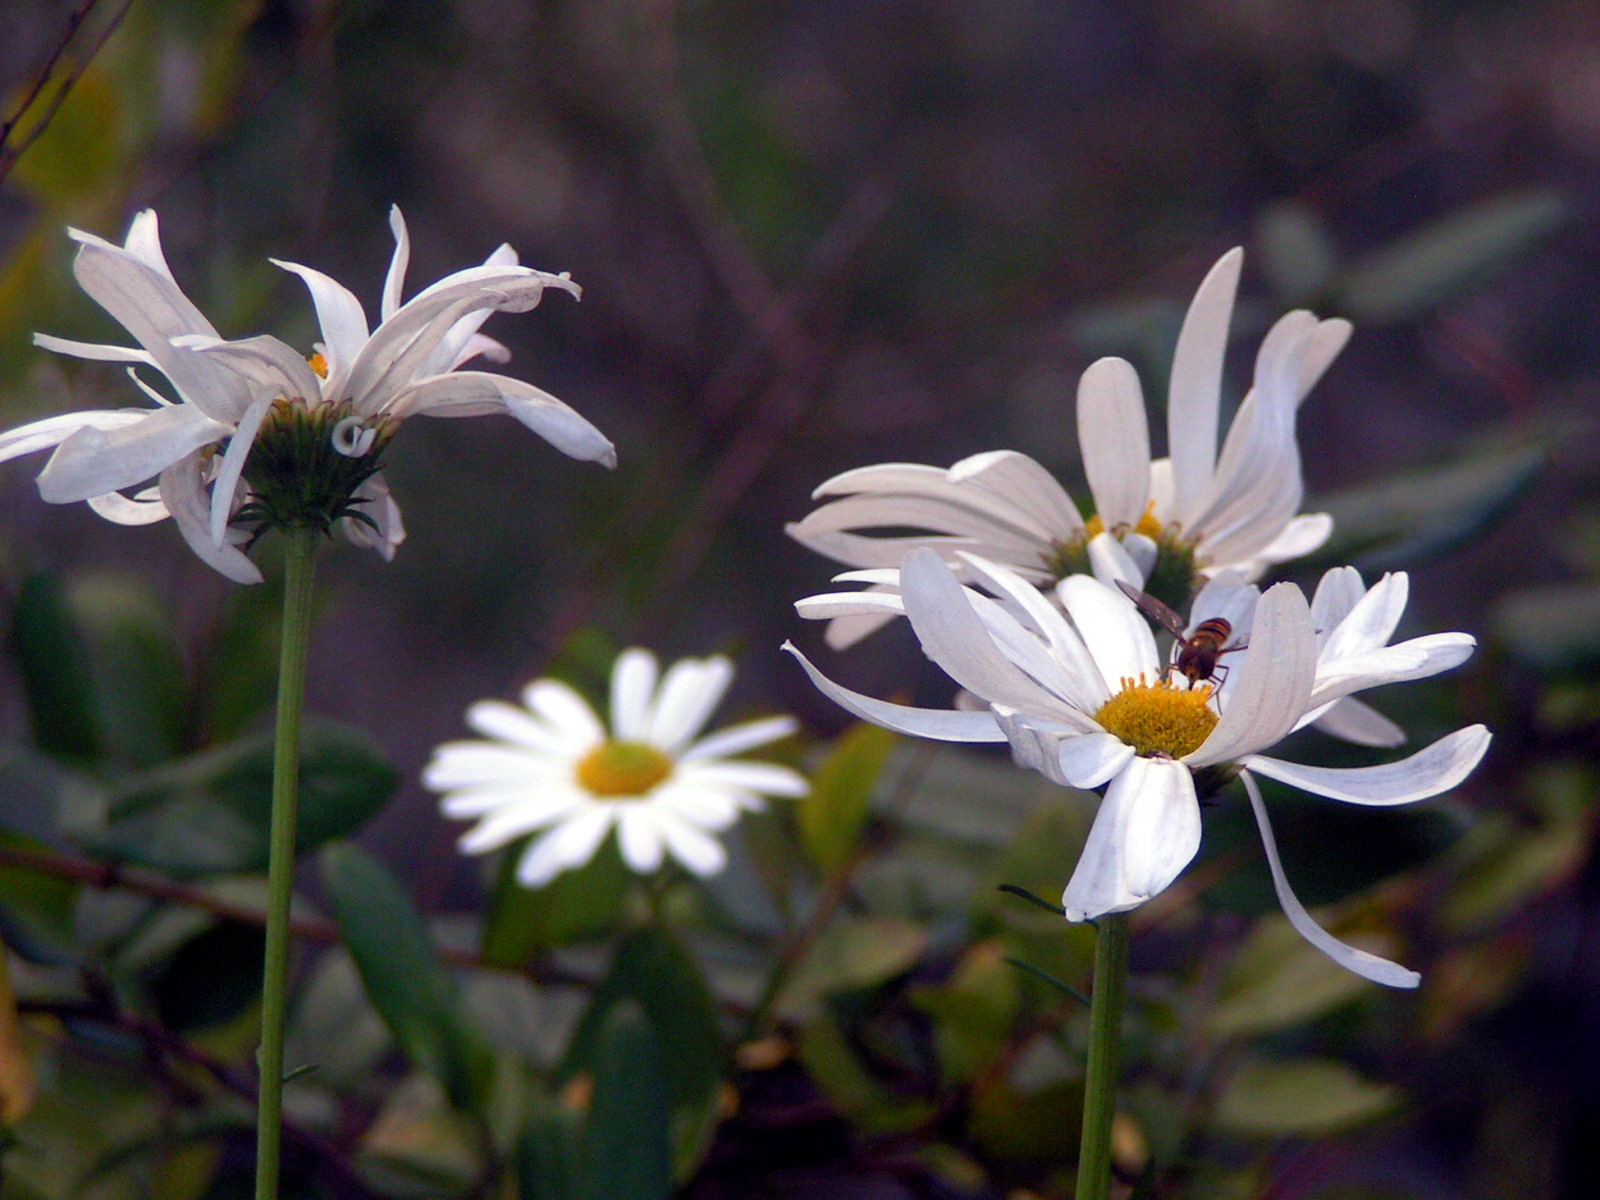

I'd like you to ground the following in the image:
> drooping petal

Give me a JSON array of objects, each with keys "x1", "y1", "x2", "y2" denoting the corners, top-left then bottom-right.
[
  {"x1": 157, "y1": 459, "x2": 264, "y2": 584},
  {"x1": 900, "y1": 548, "x2": 1058, "y2": 712},
  {"x1": 656, "y1": 813, "x2": 728, "y2": 877},
  {"x1": 37, "y1": 403, "x2": 229, "y2": 503},
  {"x1": 208, "y1": 389, "x2": 274, "y2": 546},
  {"x1": 610, "y1": 648, "x2": 659, "y2": 740},
  {"x1": 1055, "y1": 731, "x2": 1137, "y2": 789},
  {"x1": 32, "y1": 332, "x2": 158, "y2": 366},
  {"x1": 1246, "y1": 512, "x2": 1333, "y2": 571},
  {"x1": 1186, "y1": 581, "x2": 1317, "y2": 767},
  {"x1": 1078, "y1": 356, "x2": 1151, "y2": 531},
  {"x1": 1168, "y1": 248, "x2": 1243, "y2": 526},
  {"x1": 87, "y1": 488, "x2": 168, "y2": 525},
  {"x1": 1061, "y1": 755, "x2": 1202, "y2": 921},
  {"x1": 1242, "y1": 724, "x2": 1491, "y2": 805},
  {"x1": 1311, "y1": 697, "x2": 1406, "y2": 747},
  {"x1": 783, "y1": 643, "x2": 1007, "y2": 742},
  {"x1": 342, "y1": 471, "x2": 406, "y2": 559},
  {"x1": 0, "y1": 409, "x2": 148, "y2": 464},
  {"x1": 1242, "y1": 771, "x2": 1419, "y2": 987},
  {"x1": 516, "y1": 806, "x2": 616, "y2": 886},
  {"x1": 392, "y1": 372, "x2": 616, "y2": 467}
]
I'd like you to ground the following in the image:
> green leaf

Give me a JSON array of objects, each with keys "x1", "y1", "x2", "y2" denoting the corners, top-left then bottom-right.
[
  {"x1": 64, "y1": 572, "x2": 187, "y2": 768},
  {"x1": 1308, "y1": 436, "x2": 1543, "y2": 574},
  {"x1": 1206, "y1": 915, "x2": 1379, "y2": 1039},
  {"x1": 81, "y1": 722, "x2": 397, "y2": 877},
  {"x1": 560, "y1": 928, "x2": 723, "y2": 1177},
  {"x1": 152, "y1": 921, "x2": 266, "y2": 1033},
  {"x1": 909, "y1": 941, "x2": 1020, "y2": 1084},
  {"x1": 795, "y1": 1008, "x2": 935, "y2": 1135},
  {"x1": 321, "y1": 844, "x2": 490, "y2": 1114},
  {"x1": 776, "y1": 915, "x2": 928, "y2": 1021},
  {"x1": 1212, "y1": 1057, "x2": 1400, "y2": 1138},
  {"x1": 1255, "y1": 201, "x2": 1338, "y2": 306},
  {"x1": 1493, "y1": 581, "x2": 1600, "y2": 673},
  {"x1": 1330, "y1": 189, "x2": 1569, "y2": 323},
  {"x1": 517, "y1": 1085, "x2": 586, "y2": 1200},
  {"x1": 481, "y1": 834, "x2": 631, "y2": 964},
  {"x1": 8, "y1": 572, "x2": 100, "y2": 761},
  {"x1": 584, "y1": 1001, "x2": 673, "y2": 1200},
  {"x1": 0, "y1": 827, "x2": 80, "y2": 966},
  {"x1": 797, "y1": 723, "x2": 895, "y2": 876},
  {"x1": 8, "y1": 65, "x2": 126, "y2": 204}
]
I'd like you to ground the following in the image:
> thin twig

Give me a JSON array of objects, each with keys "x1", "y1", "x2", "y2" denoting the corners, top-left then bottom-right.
[{"x1": 0, "y1": 0, "x2": 138, "y2": 186}]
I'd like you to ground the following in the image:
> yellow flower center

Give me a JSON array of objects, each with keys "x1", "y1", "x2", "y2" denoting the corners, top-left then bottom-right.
[
  {"x1": 1093, "y1": 674, "x2": 1218, "y2": 759},
  {"x1": 575, "y1": 740, "x2": 674, "y2": 798},
  {"x1": 1084, "y1": 500, "x2": 1166, "y2": 542},
  {"x1": 309, "y1": 351, "x2": 329, "y2": 378}
]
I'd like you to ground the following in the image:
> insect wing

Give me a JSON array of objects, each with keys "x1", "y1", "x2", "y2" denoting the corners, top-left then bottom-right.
[{"x1": 1115, "y1": 579, "x2": 1187, "y2": 638}]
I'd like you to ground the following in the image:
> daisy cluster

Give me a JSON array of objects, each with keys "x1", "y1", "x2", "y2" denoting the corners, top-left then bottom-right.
[{"x1": 785, "y1": 250, "x2": 1490, "y2": 987}]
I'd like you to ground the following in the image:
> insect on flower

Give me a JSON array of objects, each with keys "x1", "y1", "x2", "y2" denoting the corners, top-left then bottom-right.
[{"x1": 1116, "y1": 580, "x2": 1247, "y2": 687}]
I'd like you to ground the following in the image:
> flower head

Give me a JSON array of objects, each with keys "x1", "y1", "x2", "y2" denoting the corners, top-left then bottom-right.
[
  {"x1": 1, "y1": 208, "x2": 615, "y2": 583},
  {"x1": 787, "y1": 548, "x2": 1490, "y2": 986},
  {"x1": 425, "y1": 648, "x2": 807, "y2": 887},
  {"x1": 787, "y1": 249, "x2": 1345, "y2": 646}
]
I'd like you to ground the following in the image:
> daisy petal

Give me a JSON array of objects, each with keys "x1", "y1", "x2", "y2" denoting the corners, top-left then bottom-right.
[
  {"x1": 1056, "y1": 574, "x2": 1161, "y2": 693},
  {"x1": 157, "y1": 459, "x2": 263, "y2": 584},
  {"x1": 1062, "y1": 756, "x2": 1201, "y2": 921},
  {"x1": 1055, "y1": 731, "x2": 1137, "y2": 790},
  {"x1": 523, "y1": 679, "x2": 609, "y2": 746},
  {"x1": 0, "y1": 409, "x2": 148, "y2": 465},
  {"x1": 87, "y1": 488, "x2": 168, "y2": 525},
  {"x1": 611, "y1": 648, "x2": 659, "y2": 740},
  {"x1": 617, "y1": 806, "x2": 666, "y2": 873},
  {"x1": 647, "y1": 657, "x2": 735, "y2": 752},
  {"x1": 1169, "y1": 248, "x2": 1242, "y2": 525},
  {"x1": 657, "y1": 815, "x2": 728, "y2": 877},
  {"x1": 271, "y1": 258, "x2": 370, "y2": 392},
  {"x1": 676, "y1": 760, "x2": 809, "y2": 798},
  {"x1": 1078, "y1": 356, "x2": 1151, "y2": 530},
  {"x1": 516, "y1": 806, "x2": 615, "y2": 887},
  {"x1": 37, "y1": 403, "x2": 228, "y2": 503},
  {"x1": 1311, "y1": 697, "x2": 1406, "y2": 748},
  {"x1": 1086, "y1": 530, "x2": 1146, "y2": 593},
  {"x1": 680, "y1": 715, "x2": 798, "y2": 762},
  {"x1": 1242, "y1": 724, "x2": 1491, "y2": 805},
  {"x1": 393, "y1": 372, "x2": 616, "y2": 466},
  {"x1": 382, "y1": 206, "x2": 412, "y2": 321},
  {"x1": 1242, "y1": 771, "x2": 1419, "y2": 987},
  {"x1": 783, "y1": 643, "x2": 1007, "y2": 742}
]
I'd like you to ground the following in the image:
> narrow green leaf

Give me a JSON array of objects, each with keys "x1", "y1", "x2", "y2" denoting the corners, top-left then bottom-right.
[
  {"x1": 797, "y1": 723, "x2": 895, "y2": 876},
  {"x1": 517, "y1": 1085, "x2": 587, "y2": 1200},
  {"x1": 8, "y1": 572, "x2": 99, "y2": 761},
  {"x1": 584, "y1": 1001, "x2": 673, "y2": 1200},
  {"x1": 1332, "y1": 189, "x2": 1568, "y2": 323},
  {"x1": 1213, "y1": 1057, "x2": 1400, "y2": 1137},
  {"x1": 561, "y1": 928, "x2": 723, "y2": 1176},
  {"x1": 777, "y1": 915, "x2": 927, "y2": 1021},
  {"x1": 1308, "y1": 436, "x2": 1543, "y2": 574},
  {"x1": 1206, "y1": 915, "x2": 1377, "y2": 1039},
  {"x1": 81, "y1": 723, "x2": 397, "y2": 877},
  {"x1": 1493, "y1": 581, "x2": 1600, "y2": 672},
  {"x1": 321, "y1": 843, "x2": 490, "y2": 1113}
]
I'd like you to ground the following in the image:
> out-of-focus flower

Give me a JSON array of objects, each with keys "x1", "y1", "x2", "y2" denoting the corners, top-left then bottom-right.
[
  {"x1": 0, "y1": 208, "x2": 614, "y2": 583},
  {"x1": 786, "y1": 250, "x2": 1346, "y2": 646},
  {"x1": 425, "y1": 648, "x2": 807, "y2": 887},
  {"x1": 787, "y1": 548, "x2": 1490, "y2": 986}
]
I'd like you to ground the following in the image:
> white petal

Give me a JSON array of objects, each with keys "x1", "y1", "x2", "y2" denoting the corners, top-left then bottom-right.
[
  {"x1": 676, "y1": 759, "x2": 809, "y2": 798},
  {"x1": 176, "y1": 334, "x2": 325, "y2": 405},
  {"x1": 955, "y1": 551, "x2": 1104, "y2": 708},
  {"x1": 1307, "y1": 636, "x2": 1474, "y2": 709},
  {"x1": 651, "y1": 783, "x2": 744, "y2": 826},
  {"x1": 1243, "y1": 724, "x2": 1490, "y2": 805},
  {"x1": 464, "y1": 699, "x2": 574, "y2": 754},
  {"x1": 1295, "y1": 318, "x2": 1352, "y2": 404},
  {"x1": 1322, "y1": 572, "x2": 1409, "y2": 662},
  {"x1": 120, "y1": 210, "x2": 173, "y2": 277},
  {"x1": 610, "y1": 648, "x2": 659, "y2": 740},
  {"x1": 342, "y1": 471, "x2": 406, "y2": 559},
  {"x1": 900, "y1": 548, "x2": 1059, "y2": 711},
  {"x1": 679, "y1": 715, "x2": 798, "y2": 762},
  {"x1": 382, "y1": 205, "x2": 411, "y2": 321},
  {"x1": 1311, "y1": 697, "x2": 1406, "y2": 748},
  {"x1": 87, "y1": 488, "x2": 168, "y2": 525},
  {"x1": 209, "y1": 389, "x2": 274, "y2": 546},
  {"x1": 616, "y1": 806, "x2": 666, "y2": 873},
  {"x1": 657, "y1": 814, "x2": 728, "y2": 877},
  {"x1": 394, "y1": 371, "x2": 615, "y2": 467},
  {"x1": 1056, "y1": 731, "x2": 1137, "y2": 789},
  {"x1": 1168, "y1": 248, "x2": 1242, "y2": 525},
  {"x1": 515, "y1": 806, "x2": 615, "y2": 886},
  {"x1": 157, "y1": 459, "x2": 264, "y2": 584},
  {"x1": 1187, "y1": 570, "x2": 1259, "y2": 641},
  {"x1": 948, "y1": 450, "x2": 1084, "y2": 538},
  {"x1": 1056, "y1": 574, "x2": 1160, "y2": 694},
  {"x1": 1310, "y1": 566, "x2": 1366, "y2": 641},
  {"x1": 423, "y1": 742, "x2": 555, "y2": 789},
  {"x1": 458, "y1": 794, "x2": 580, "y2": 854},
  {"x1": 1249, "y1": 512, "x2": 1333, "y2": 569},
  {"x1": 1086, "y1": 530, "x2": 1147, "y2": 593},
  {"x1": 271, "y1": 258, "x2": 371, "y2": 395},
  {"x1": 646, "y1": 657, "x2": 734, "y2": 752},
  {"x1": 1062, "y1": 756, "x2": 1202, "y2": 920},
  {"x1": 0, "y1": 409, "x2": 148, "y2": 464},
  {"x1": 1186, "y1": 582, "x2": 1316, "y2": 767},
  {"x1": 37, "y1": 403, "x2": 229, "y2": 503},
  {"x1": 1078, "y1": 356, "x2": 1151, "y2": 530},
  {"x1": 794, "y1": 588, "x2": 907, "y2": 621},
  {"x1": 1241, "y1": 771, "x2": 1420, "y2": 987},
  {"x1": 523, "y1": 679, "x2": 609, "y2": 746},
  {"x1": 33, "y1": 332, "x2": 157, "y2": 366},
  {"x1": 783, "y1": 642, "x2": 1007, "y2": 742}
]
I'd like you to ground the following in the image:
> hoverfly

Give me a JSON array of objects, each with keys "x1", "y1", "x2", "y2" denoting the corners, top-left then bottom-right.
[{"x1": 1115, "y1": 580, "x2": 1247, "y2": 687}]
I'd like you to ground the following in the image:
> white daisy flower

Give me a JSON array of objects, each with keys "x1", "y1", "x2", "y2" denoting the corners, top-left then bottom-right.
[
  {"x1": 0, "y1": 211, "x2": 265, "y2": 582},
  {"x1": 786, "y1": 249, "x2": 1346, "y2": 647},
  {"x1": 786, "y1": 548, "x2": 1490, "y2": 986},
  {"x1": 424, "y1": 649, "x2": 808, "y2": 887},
  {"x1": 0, "y1": 208, "x2": 615, "y2": 584}
]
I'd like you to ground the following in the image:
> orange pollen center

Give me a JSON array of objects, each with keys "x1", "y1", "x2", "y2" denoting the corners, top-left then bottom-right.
[
  {"x1": 308, "y1": 351, "x2": 329, "y2": 378},
  {"x1": 1092, "y1": 673, "x2": 1218, "y2": 759},
  {"x1": 575, "y1": 740, "x2": 673, "y2": 798},
  {"x1": 1084, "y1": 500, "x2": 1165, "y2": 542}
]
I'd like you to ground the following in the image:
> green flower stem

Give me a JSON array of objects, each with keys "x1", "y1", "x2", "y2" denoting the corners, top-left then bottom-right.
[
  {"x1": 1076, "y1": 911, "x2": 1130, "y2": 1200},
  {"x1": 255, "y1": 527, "x2": 319, "y2": 1200}
]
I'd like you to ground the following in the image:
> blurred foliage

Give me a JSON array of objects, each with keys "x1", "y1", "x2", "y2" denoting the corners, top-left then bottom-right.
[{"x1": 0, "y1": 0, "x2": 1594, "y2": 1197}]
